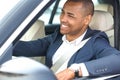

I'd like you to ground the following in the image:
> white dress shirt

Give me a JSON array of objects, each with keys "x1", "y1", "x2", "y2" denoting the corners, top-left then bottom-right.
[{"x1": 52, "y1": 30, "x2": 89, "y2": 76}]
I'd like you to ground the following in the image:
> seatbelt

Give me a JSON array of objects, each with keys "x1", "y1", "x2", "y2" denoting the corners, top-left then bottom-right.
[{"x1": 51, "y1": 37, "x2": 91, "y2": 73}]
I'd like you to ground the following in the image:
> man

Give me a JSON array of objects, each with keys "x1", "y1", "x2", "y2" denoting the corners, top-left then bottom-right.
[{"x1": 13, "y1": 0, "x2": 120, "y2": 80}]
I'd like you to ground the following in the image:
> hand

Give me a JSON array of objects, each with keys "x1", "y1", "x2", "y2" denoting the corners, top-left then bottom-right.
[{"x1": 55, "y1": 68, "x2": 74, "y2": 80}]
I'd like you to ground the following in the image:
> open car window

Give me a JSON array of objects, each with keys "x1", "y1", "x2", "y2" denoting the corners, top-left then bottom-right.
[
  {"x1": 0, "y1": 0, "x2": 55, "y2": 64},
  {"x1": 0, "y1": 0, "x2": 57, "y2": 80}
]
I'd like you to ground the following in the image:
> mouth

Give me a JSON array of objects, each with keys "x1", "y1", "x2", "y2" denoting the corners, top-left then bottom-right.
[
  {"x1": 60, "y1": 24, "x2": 70, "y2": 34},
  {"x1": 61, "y1": 24, "x2": 68, "y2": 28}
]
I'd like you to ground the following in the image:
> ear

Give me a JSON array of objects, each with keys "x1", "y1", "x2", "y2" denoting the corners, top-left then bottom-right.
[{"x1": 84, "y1": 15, "x2": 92, "y2": 26}]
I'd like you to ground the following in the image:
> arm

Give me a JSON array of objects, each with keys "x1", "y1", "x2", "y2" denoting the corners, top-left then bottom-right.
[
  {"x1": 85, "y1": 34, "x2": 120, "y2": 76},
  {"x1": 85, "y1": 53, "x2": 120, "y2": 76},
  {"x1": 56, "y1": 32, "x2": 120, "y2": 79},
  {"x1": 13, "y1": 36, "x2": 51, "y2": 57},
  {"x1": 56, "y1": 53, "x2": 120, "y2": 79},
  {"x1": 13, "y1": 27, "x2": 60, "y2": 57}
]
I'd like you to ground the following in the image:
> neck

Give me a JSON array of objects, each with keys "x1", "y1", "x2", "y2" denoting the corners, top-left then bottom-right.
[{"x1": 66, "y1": 30, "x2": 87, "y2": 42}]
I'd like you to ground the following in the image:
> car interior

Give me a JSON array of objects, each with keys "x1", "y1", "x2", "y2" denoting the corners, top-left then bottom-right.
[
  {"x1": 18, "y1": 1, "x2": 120, "y2": 79},
  {"x1": 20, "y1": 0, "x2": 115, "y2": 64},
  {"x1": 20, "y1": 20, "x2": 46, "y2": 64},
  {"x1": 0, "y1": 0, "x2": 120, "y2": 80}
]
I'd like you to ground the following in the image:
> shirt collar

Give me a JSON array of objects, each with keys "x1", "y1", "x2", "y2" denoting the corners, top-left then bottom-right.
[{"x1": 62, "y1": 30, "x2": 87, "y2": 46}]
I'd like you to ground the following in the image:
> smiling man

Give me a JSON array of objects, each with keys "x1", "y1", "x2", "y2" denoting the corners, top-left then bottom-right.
[{"x1": 13, "y1": 0, "x2": 120, "y2": 80}]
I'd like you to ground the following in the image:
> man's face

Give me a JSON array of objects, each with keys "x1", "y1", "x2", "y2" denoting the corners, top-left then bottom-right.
[{"x1": 60, "y1": 1, "x2": 91, "y2": 39}]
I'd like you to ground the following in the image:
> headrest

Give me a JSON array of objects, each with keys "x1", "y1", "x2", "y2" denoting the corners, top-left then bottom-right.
[
  {"x1": 95, "y1": 4, "x2": 113, "y2": 16},
  {"x1": 89, "y1": 10, "x2": 114, "y2": 31}
]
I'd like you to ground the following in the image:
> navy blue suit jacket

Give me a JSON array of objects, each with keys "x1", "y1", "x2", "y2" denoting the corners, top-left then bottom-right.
[{"x1": 13, "y1": 27, "x2": 120, "y2": 77}]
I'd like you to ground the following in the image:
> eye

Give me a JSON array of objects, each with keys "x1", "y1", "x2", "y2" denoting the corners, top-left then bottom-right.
[
  {"x1": 67, "y1": 13, "x2": 75, "y2": 19},
  {"x1": 68, "y1": 14, "x2": 74, "y2": 18}
]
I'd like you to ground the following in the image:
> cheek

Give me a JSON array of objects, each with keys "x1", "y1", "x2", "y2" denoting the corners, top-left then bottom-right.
[
  {"x1": 71, "y1": 22, "x2": 85, "y2": 32},
  {"x1": 71, "y1": 21, "x2": 82, "y2": 28}
]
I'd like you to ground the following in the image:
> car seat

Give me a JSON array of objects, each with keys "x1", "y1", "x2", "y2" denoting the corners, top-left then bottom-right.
[
  {"x1": 89, "y1": 10, "x2": 114, "y2": 47},
  {"x1": 20, "y1": 20, "x2": 46, "y2": 64}
]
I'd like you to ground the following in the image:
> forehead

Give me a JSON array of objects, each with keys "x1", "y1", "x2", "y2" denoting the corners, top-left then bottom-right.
[
  {"x1": 63, "y1": 1, "x2": 83, "y2": 12},
  {"x1": 62, "y1": 1, "x2": 85, "y2": 16}
]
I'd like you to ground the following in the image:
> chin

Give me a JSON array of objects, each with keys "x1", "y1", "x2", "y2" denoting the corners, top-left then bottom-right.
[
  {"x1": 60, "y1": 29, "x2": 68, "y2": 34},
  {"x1": 60, "y1": 31, "x2": 67, "y2": 35}
]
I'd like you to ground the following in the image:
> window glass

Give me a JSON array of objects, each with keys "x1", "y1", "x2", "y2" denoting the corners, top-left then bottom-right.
[
  {"x1": 0, "y1": 0, "x2": 20, "y2": 21},
  {"x1": 38, "y1": 2, "x2": 55, "y2": 24},
  {"x1": 39, "y1": 1, "x2": 66, "y2": 24},
  {"x1": 52, "y1": 0, "x2": 66, "y2": 24}
]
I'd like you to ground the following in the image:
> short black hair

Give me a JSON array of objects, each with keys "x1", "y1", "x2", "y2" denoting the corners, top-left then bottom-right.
[{"x1": 66, "y1": 0, "x2": 94, "y2": 16}]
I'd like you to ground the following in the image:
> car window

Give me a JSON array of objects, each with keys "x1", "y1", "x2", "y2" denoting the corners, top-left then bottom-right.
[
  {"x1": 52, "y1": 0, "x2": 66, "y2": 24},
  {"x1": 38, "y1": 2, "x2": 56, "y2": 25}
]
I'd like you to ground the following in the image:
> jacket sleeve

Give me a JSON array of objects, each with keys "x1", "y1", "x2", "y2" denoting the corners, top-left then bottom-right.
[
  {"x1": 13, "y1": 37, "x2": 50, "y2": 57},
  {"x1": 84, "y1": 32, "x2": 120, "y2": 77},
  {"x1": 85, "y1": 53, "x2": 120, "y2": 77},
  {"x1": 13, "y1": 27, "x2": 60, "y2": 57}
]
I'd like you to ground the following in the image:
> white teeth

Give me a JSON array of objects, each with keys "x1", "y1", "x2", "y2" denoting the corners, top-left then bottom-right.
[{"x1": 62, "y1": 24, "x2": 68, "y2": 27}]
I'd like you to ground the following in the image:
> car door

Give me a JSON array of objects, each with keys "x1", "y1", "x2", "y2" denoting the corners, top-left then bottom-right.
[{"x1": 0, "y1": 0, "x2": 57, "y2": 80}]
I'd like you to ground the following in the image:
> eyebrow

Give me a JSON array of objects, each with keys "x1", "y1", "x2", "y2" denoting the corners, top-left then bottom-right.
[{"x1": 62, "y1": 9, "x2": 75, "y2": 16}]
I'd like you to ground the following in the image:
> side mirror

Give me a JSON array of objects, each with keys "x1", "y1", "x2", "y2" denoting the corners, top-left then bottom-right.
[{"x1": 0, "y1": 57, "x2": 57, "y2": 80}]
